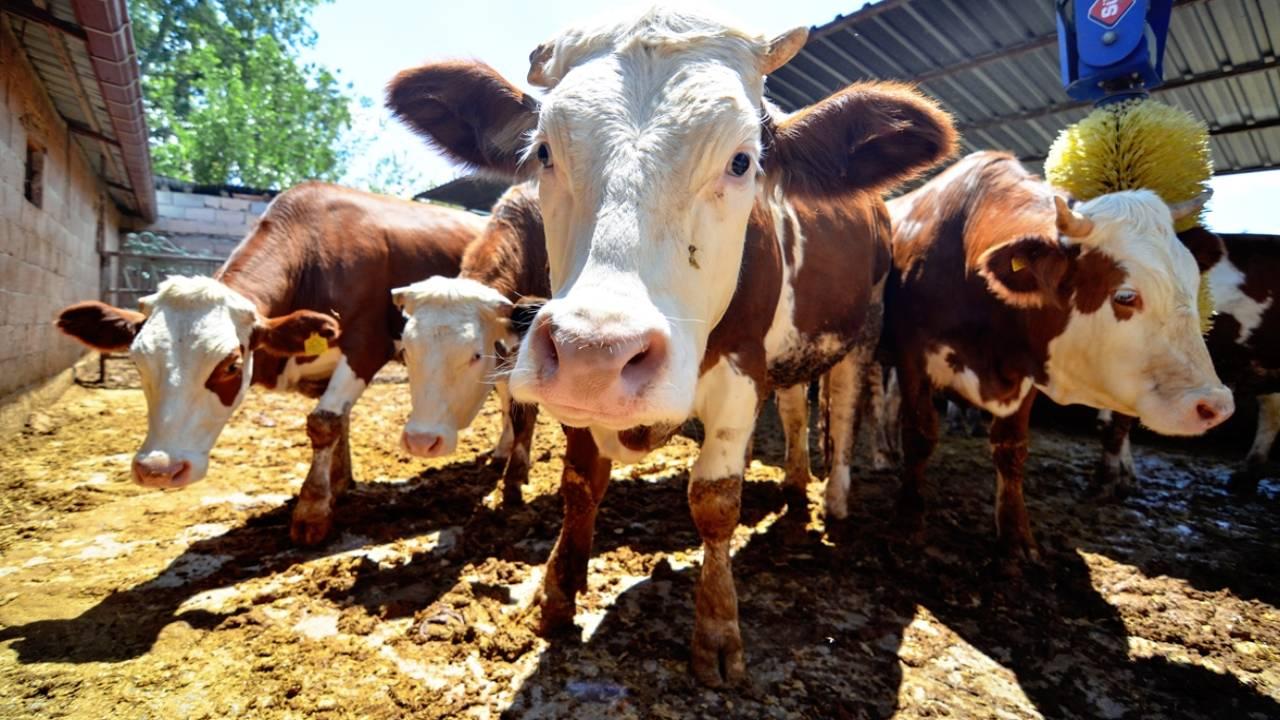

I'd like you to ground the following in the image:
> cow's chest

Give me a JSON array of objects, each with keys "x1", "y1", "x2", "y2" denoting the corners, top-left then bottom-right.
[
  {"x1": 924, "y1": 343, "x2": 1033, "y2": 418},
  {"x1": 270, "y1": 347, "x2": 342, "y2": 394}
]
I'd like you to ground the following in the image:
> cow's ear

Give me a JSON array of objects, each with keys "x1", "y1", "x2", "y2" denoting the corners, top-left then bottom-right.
[
  {"x1": 1176, "y1": 225, "x2": 1225, "y2": 273},
  {"x1": 977, "y1": 237, "x2": 1071, "y2": 309},
  {"x1": 387, "y1": 61, "x2": 540, "y2": 177},
  {"x1": 251, "y1": 310, "x2": 341, "y2": 356},
  {"x1": 767, "y1": 81, "x2": 956, "y2": 198},
  {"x1": 56, "y1": 301, "x2": 145, "y2": 351}
]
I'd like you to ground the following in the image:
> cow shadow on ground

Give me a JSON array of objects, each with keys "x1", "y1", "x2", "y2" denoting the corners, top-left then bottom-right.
[
  {"x1": 0, "y1": 454, "x2": 540, "y2": 664},
  {"x1": 497, "y1": 407, "x2": 1279, "y2": 719}
]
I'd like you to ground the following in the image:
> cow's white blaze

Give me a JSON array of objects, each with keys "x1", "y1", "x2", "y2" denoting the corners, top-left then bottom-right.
[
  {"x1": 1040, "y1": 191, "x2": 1233, "y2": 435},
  {"x1": 130, "y1": 277, "x2": 259, "y2": 486},
  {"x1": 394, "y1": 277, "x2": 514, "y2": 457},
  {"x1": 509, "y1": 8, "x2": 772, "y2": 430}
]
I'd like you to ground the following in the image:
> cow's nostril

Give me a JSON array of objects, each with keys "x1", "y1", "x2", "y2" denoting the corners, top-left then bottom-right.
[
  {"x1": 626, "y1": 347, "x2": 650, "y2": 368},
  {"x1": 1195, "y1": 401, "x2": 1218, "y2": 421}
]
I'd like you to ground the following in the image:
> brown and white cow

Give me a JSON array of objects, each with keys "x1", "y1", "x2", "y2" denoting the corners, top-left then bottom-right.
[
  {"x1": 56, "y1": 182, "x2": 484, "y2": 545},
  {"x1": 391, "y1": 182, "x2": 549, "y2": 505},
  {"x1": 1094, "y1": 228, "x2": 1280, "y2": 497},
  {"x1": 883, "y1": 151, "x2": 1232, "y2": 559},
  {"x1": 387, "y1": 7, "x2": 955, "y2": 685}
]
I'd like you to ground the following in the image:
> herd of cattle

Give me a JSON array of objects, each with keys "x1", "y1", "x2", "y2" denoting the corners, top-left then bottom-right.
[{"x1": 49, "y1": 8, "x2": 1276, "y2": 687}]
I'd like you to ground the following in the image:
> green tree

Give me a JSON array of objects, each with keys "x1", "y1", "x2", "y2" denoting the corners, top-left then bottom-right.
[{"x1": 131, "y1": 0, "x2": 352, "y2": 188}]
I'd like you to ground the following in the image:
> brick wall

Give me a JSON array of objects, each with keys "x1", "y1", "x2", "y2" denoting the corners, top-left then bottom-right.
[
  {"x1": 145, "y1": 186, "x2": 271, "y2": 258},
  {"x1": 0, "y1": 22, "x2": 122, "y2": 417}
]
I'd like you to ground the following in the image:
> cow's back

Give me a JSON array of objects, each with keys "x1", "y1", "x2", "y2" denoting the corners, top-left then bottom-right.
[
  {"x1": 460, "y1": 183, "x2": 551, "y2": 301},
  {"x1": 216, "y1": 182, "x2": 484, "y2": 384}
]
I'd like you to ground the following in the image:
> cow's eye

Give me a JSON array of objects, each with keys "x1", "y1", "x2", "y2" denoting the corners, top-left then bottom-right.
[
  {"x1": 226, "y1": 359, "x2": 242, "y2": 375},
  {"x1": 1112, "y1": 289, "x2": 1141, "y2": 307},
  {"x1": 727, "y1": 152, "x2": 752, "y2": 177},
  {"x1": 536, "y1": 143, "x2": 552, "y2": 168}
]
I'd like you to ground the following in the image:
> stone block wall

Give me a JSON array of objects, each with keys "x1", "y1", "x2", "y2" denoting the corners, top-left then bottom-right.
[{"x1": 0, "y1": 21, "x2": 122, "y2": 424}]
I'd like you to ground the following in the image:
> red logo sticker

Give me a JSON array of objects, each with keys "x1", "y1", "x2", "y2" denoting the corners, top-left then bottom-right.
[{"x1": 1089, "y1": 0, "x2": 1136, "y2": 28}]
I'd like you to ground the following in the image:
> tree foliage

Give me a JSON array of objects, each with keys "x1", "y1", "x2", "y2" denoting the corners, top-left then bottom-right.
[{"x1": 131, "y1": 0, "x2": 352, "y2": 188}]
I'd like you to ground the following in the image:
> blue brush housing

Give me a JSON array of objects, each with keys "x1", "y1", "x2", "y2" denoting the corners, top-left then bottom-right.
[{"x1": 1056, "y1": 0, "x2": 1172, "y2": 103}]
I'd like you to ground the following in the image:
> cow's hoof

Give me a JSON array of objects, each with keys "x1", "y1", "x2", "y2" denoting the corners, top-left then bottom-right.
[
  {"x1": 501, "y1": 483, "x2": 526, "y2": 508},
  {"x1": 1228, "y1": 469, "x2": 1261, "y2": 496},
  {"x1": 890, "y1": 504, "x2": 926, "y2": 545},
  {"x1": 290, "y1": 514, "x2": 333, "y2": 547},
  {"x1": 530, "y1": 589, "x2": 576, "y2": 637},
  {"x1": 691, "y1": 623, "x2": 747, "y2": 688},
  {"x1": 999, "y1": 531, "x2": 1041, "y2": 565}
]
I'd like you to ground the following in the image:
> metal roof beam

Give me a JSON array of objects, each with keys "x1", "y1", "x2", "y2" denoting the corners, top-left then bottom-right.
[
  {"x1": 2, "y1": 1, "x2": 87, "y2": 41},
  {"x1": 959, "y1": 57, "x2": 1279, "y2": 135}
]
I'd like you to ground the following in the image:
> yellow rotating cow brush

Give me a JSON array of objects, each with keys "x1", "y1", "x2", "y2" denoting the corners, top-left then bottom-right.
[{"x1": 1049, "y1": 0, "x2": 1215, "y2": 331}]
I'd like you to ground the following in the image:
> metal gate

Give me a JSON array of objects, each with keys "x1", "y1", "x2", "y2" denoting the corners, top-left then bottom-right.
[{"x1": 92, "y1": 231, "x2": 227, "y2": 381}]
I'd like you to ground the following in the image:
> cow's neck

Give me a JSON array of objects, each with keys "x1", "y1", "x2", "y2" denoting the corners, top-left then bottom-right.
[{"x1": 215, "y1": 232, "x2": 302, "y2": 318}]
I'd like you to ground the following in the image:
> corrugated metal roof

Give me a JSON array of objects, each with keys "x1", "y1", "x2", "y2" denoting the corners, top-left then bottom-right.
[
  {"x1": 3, "y1": 0, "x2": 155, "y2": 220},
  {"x1": 415, "y1": 175, "x2": 511, "y2": 213},
  {"x1": 767, "y1": 0, "x2": 1280, "y2": 177}
]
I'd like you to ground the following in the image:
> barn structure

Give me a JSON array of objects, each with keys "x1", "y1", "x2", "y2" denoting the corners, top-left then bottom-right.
[
  {"x1": 420, "y1": 0, "x2": 1278, "y2": 210},
  {"x1": 0, "y1": 1, "x2": 152, "y2": 435}
]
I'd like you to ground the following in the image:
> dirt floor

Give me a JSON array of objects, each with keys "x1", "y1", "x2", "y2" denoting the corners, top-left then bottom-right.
[{"x1": 0, "y1": 364, "x2": 1277, "y2": 720}]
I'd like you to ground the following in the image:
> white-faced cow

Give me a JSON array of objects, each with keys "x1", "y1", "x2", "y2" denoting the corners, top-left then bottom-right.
[
  {"x1": 392, "y1": 182, "x2": 549, "y2": 505},
  {"x1": 883, "y1": 151, "x2": 1232, "y2": 559},
  {"x1": 56, "y1": 182, "x2": 484, "y2": 545},
  {"x1": 1094, "y1": 228, "x2": 1280, "y2": 497},
  {"x1": 387, "y1": 7, "x2": 955, "y2": 685}
]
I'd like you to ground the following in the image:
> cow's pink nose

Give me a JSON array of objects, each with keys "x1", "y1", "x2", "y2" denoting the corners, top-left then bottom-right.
[
  {"x1": 1192, "y1": 390, "x2": 1233, "y2": 430},
  {"x1": 530, "y1": 318, "x2": 668, "y2": 395},
  {"x1": 131, "y1": 458, "x2": 192, "y2": 488},
  {"x1": 401, "y1": 430, "x2": 445, "y2": 458}
]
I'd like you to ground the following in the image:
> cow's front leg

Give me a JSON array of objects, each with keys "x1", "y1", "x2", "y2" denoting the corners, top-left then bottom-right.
[
  {"x1": 1232, "y1": 393, "x2": 1280, "y2": 494},
  {"x1": 492, "y1": 380, "x2": 515, "y2": 462},
  {"x1": 775, "y1": 383, "x2": 812, "y2": 506},
  {"x1": 1089, "y1": 410, "x2": 1136, "y2": 499},
  {"x1": 689, "y1": 365, "x2": 759, "y2": 687},
  {"x1": 990, "y1": 391, "x2": 1038, "y2": 561},
  {"x1": 894, "y1": 355, "x2": 937, "y2": 540},
  {"x1": 532, "y1": 426, "x2": 611, "y2": 635},
  {"x1": 501, "y1": 400, "x2": 538, "y2": 506},
  {"x1": 292, "y1": 355, "x2": 367, "y2": 546}
]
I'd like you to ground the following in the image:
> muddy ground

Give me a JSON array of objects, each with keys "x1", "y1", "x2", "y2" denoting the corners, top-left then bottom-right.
[{"x1": 0, "y1": 363, "x2": 1277, "y2": 719}]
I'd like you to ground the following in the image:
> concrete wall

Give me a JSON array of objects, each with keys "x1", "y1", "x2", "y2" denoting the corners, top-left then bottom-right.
[
  {"x1": 0, "y1": 21, "x2": 122, "y2": 433},
  {"x1": 143, "y1": 186, "x2": 271, "y2": 257}
]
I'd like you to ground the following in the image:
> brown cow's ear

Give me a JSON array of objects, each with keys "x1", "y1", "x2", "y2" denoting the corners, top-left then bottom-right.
[
  {"x1": 766, "y1": 81, "x2": 956, "y2": 198},
  {"x1": 977, "y1": 237, "x2": 1071, "y2": 309},
  {"x1": 1176, "y1": 225, "x2": 1226, "y2": 273},
  {"x1": 56, "y1": 301, "x2": 145, "y2": 351},
  {"x1": 386, "y1": 61, "x2": 540, "y2": 178},
  {"x1": 250, "y1": 310, "x2": 341, "y2": 356}
]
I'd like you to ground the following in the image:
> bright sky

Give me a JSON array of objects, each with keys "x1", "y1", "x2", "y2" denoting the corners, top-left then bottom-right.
[{"x1": 305, "y1": 0, "x2": 1279, "y2": 233}]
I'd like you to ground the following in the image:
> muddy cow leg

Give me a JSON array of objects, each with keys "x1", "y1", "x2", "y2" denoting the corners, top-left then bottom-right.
[
  {"x1": 823, "y1": 350, "x2": 866, "y2": 520},
  {"x1": 990, "y1": 390, "x2": 1039, "y2": 561},
  {"x1": 863, "y1": 361, "x2": 895, "y2": 471},
  {"x1": 776, "y1": 383, "x2": 812, "y2": 507},
  {"x1": 880, "y1": 366, "x2": 903, "y2": 467},
  {"x1": 893, "y1": 354, "x2": 938, "y2": 540},
  {"x1": 291, "y1": 355, "x2": 368, "y2": 546},
  {"x1": 501, "y1": 401, "x2": 538, "y2": 506},
  {"x1": 532, "y1": 426, "x2": 611, "y2": 635},
  {"x1": 493, "y1": 380, "x2": 515, "y2": 462},
  {"x1": 688, "y1": 363, "x2": 759, "y2": 687},
  {"x1": 1089, "y1": 410, "x2": 1137, "y2": 499},
  {"x1": 1232, "y1": 393, "x2": 1280, "y2": 494}
]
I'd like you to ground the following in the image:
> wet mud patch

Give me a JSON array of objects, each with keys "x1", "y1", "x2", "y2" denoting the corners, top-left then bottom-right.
[{"x1": 0, "y1": 371, "x2": 1276, "y2": 718}]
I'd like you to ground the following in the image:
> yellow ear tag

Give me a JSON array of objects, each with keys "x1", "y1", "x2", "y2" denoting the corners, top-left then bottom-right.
[
  {"x1": 304, "y1": 333, "x2": 329, "y2": 356},
  {"x1": 1011, "y1": 256, "x2": 1027, "y2": 272}
]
